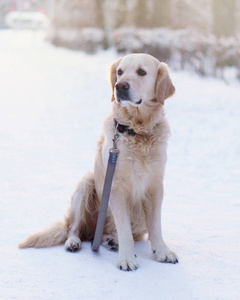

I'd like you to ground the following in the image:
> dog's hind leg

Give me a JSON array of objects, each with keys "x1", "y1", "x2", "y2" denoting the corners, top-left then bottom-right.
[
  {"x1": 102, "y1": 230, "x2": 119, "y2": 252},
  {"x1": 65, "y1": 171, "x2": 99, "y2": 252}
]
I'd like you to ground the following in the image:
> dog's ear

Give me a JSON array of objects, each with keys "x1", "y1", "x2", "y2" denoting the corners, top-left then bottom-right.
[
  {"x1": 110, "y1": 57, "x2": 122, "y2": 102},
  {"x1": 155, "y1": 62, "x2": 175, "y2": 105}
]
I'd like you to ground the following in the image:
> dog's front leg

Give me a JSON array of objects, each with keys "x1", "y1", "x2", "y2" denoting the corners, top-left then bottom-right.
[
  {"x1": 110, "y1": 191, "x2": 138, "y2": 271},
  {"x1": 146, "y1": 184, "x2": 178, "y2": 264}
]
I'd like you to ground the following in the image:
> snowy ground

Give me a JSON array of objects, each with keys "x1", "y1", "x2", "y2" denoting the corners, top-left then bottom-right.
[{"x1": 0, "y1": 30, "x2": 239, "y2": 300}]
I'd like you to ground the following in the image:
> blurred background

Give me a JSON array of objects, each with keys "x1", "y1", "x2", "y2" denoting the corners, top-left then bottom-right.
[{"x1": 0, "y1": 0, "x2": 240, "y2": 81}]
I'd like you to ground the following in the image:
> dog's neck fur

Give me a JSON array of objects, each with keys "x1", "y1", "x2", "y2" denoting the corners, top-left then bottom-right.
[{"x1": 112, "y1": 101, "x2": 165, "y2": 134}]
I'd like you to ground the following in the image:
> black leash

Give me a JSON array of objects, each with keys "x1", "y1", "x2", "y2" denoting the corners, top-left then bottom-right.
[{"x1": 91, "y1": 130, "x2": 119, "y2": 251}]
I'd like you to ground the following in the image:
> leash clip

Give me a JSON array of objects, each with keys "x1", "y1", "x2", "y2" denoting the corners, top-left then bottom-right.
[{"x1": 110, "y1": 133, "x2": 119, "y2": 154}]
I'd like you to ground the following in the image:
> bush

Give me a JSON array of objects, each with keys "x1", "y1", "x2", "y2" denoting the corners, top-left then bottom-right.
[
  {"x1": 48, "y1": 27, "x2": 107, "y2": 53},
  {"x1": 112, "y1": 27, "x2": 240, "y2": 80}
]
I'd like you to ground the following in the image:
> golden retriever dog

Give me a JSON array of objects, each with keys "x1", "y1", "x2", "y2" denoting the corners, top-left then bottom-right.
[{"x1": 19, "y1": 53, "x2": 178, "y2": 271}]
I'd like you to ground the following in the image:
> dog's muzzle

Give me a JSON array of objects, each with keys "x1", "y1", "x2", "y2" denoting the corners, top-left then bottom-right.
[{"x1": 115, "y1": 81, "x2": 142, "y2": 105}]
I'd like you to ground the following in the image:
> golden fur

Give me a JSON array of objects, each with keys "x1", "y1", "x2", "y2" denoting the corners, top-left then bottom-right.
[{"x1": 19, "y1": 53, "x2": 178, "y2": 271}]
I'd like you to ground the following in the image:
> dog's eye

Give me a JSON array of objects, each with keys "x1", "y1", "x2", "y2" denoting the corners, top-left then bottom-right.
[
  {"x1": 118, "y1": 69, "x2": 123, "y2": 76},
  {"x1": 137, "y1": 68, "x2": 147, "y2": 76}
]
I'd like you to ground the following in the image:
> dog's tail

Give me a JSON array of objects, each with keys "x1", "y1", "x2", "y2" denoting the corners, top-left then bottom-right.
[
  {"x1": 18, "y1": 171, "x2": 97, "y2": 249},
  {"x1": 18, "y1": 219, "x2": 68, "y2": 249}
]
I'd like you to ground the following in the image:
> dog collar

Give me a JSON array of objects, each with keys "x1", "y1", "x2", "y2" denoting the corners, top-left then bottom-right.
[{"x1": 114, "y1": 119, "x2": 136, "y2": 136}]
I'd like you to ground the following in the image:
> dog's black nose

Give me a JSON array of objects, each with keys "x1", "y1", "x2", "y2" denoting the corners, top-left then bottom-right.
[{"x1": 115, "y1": 81, "x2": 130, "y2": 91}]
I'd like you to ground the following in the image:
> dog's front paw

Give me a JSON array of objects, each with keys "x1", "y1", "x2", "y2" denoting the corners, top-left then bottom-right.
[
  {"x1": 65, "y1": 236, "x2": 82, "y2": 252},
  {"x1": 117, "y1": 254, "x2": 138, "y2": 271},
  {"x1": 153, "y1": 247, "x2": 178, "y2": 264}
]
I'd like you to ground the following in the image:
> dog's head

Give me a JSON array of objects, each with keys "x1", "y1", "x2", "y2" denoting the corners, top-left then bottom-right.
[{"x1": 110, "y1": 53, "x2": 175, "y2": 106}]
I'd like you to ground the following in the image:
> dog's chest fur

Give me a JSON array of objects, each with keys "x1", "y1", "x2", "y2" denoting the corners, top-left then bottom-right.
[
  {"x1": 97, "y1": 115, "x2": 170, "y2": 203},
  {"x1": 120, "y1": 123, "x2": 169, "y2": 185}
]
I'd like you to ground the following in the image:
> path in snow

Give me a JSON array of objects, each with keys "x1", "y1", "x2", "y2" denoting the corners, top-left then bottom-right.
[{"x1": 0, "y1": 30, "x2": 240, "y2": 300}]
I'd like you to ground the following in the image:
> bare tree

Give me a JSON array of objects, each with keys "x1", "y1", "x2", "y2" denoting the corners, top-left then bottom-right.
[
  {"x1": 151, "y1": 0, "x2": 171, "y2": 27},
  {"x1": 212, "y1": 0, "x2": 236, "y2": 37},
  {"x1": 95, "y1": 0, "x2": 105, "y2": 29},
  {"x1": 113, "y1": 0, "x2": 127, "y2": 28},
  {"x1": 134, "y1": 0, "x2": 149, "y2": 28}
]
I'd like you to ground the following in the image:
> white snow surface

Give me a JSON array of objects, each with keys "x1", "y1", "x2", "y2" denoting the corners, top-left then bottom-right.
[{"x1": 0, "y1": 30, "x2": 239, "y2": 300}]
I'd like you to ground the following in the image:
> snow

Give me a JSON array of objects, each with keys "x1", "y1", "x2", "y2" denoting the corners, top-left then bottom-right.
[{"x1": 0, "y1": 30, "x2": 240, "y2": 300}]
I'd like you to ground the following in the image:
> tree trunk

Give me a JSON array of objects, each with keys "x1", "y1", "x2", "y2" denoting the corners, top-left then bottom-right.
[
  {"x1": 134, "y1": 0, "x2": 149, "y2": 28},
  {"x1": 151, "y1": 0, "x2": 171, "y2": 28},
  {"x1": 114, "y1": 0, "x2": 127, "y2": 28},
  {"x1": 212, "y1": 0, "x2": 236, "y2": 37},
  {"x1": 95, "y1": 0, "x2": 105, "y2": 29}
]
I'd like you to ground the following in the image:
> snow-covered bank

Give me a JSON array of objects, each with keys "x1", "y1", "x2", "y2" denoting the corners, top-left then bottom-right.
[{"x1": 0, "y1": 30, "x2": 239, "y2": 300}]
